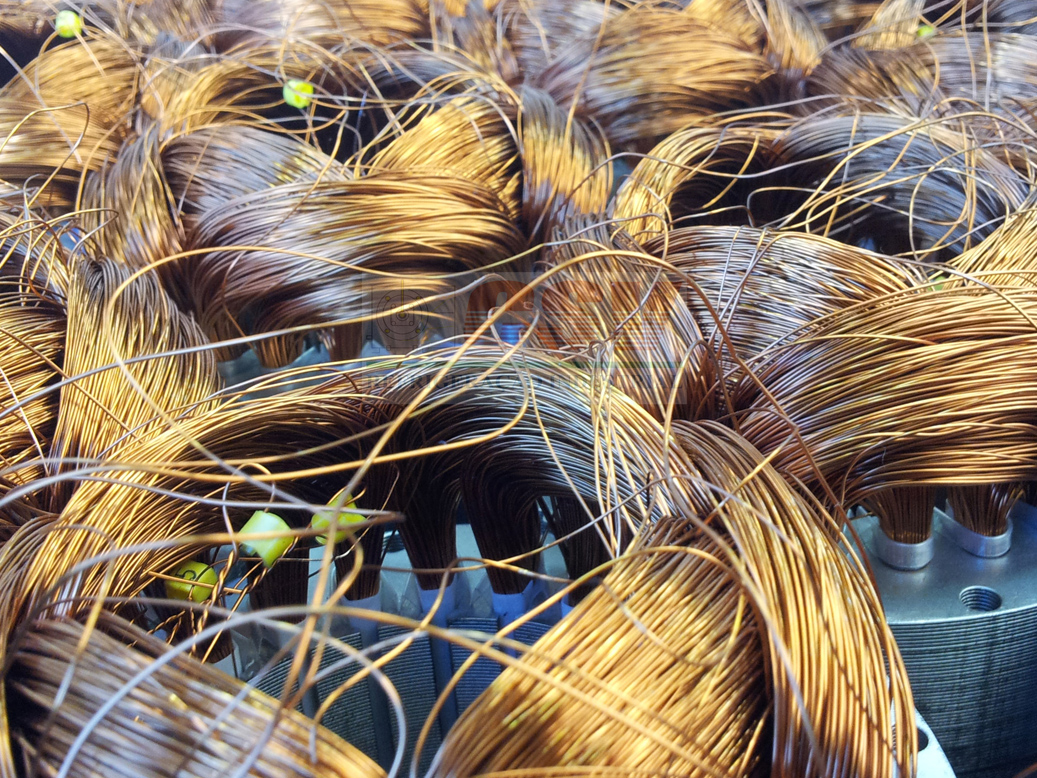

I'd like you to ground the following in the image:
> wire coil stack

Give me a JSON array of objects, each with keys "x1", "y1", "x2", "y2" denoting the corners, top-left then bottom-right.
[{"x1": 2, "y1": 1, "x2": 1037, "y2": 777}]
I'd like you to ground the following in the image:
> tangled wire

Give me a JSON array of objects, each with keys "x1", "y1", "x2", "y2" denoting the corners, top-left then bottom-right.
[{"x1": 2, "y1": 1, "x2": 1037, "y2": 777}]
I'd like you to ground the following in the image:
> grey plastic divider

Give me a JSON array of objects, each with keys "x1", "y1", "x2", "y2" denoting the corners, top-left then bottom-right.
[
  {"x1": 448, "y1": 616, "x2": 502, "y2": 712},
  {"x1": 313, "y1": 632, "x2": 382, "y2": 763},
  {"x1": 378, "y1": 624, "x2": 442, "y2": 776},
  {"x1": 344, "y1": 596, "x2": 397, "y2": 767},
  {"x1": 417, "y1": 582, "x2": 461, "y2": 731},
  {"x1": 250, "y1": 650, "x2": 304, "y2": 712},
  {"x1": 512, "y1": 620, "x2": 550, "y2": 646}
]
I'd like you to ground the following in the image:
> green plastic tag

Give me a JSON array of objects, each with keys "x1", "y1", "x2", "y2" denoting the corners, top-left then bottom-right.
[
  {"x1": 165, "y1": 561, "x2": 218, "y2": 603},
  {"x1": 240, "y1": 510, "x2": 293, "y2": 567},
  {"x1": 55, "y1": 10, "x2": 83, "y2": 38},
  {"x1": 283, "y1": 79, "x2": 314, "y2": 109},
  {"x1": 311, "y1": 486, "x2": 365, "y2": 545}
]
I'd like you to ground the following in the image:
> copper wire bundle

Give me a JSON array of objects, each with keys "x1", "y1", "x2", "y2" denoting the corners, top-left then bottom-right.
[
  {"x1": 433, "y1": 517, "x2": 771, "y2": 777},
  {"x1": 47, "y1": 256, "x2": 218, "y2": 510},
  {"x1": 188, "y1": 173, "x2": 526, "y2": 366},
  {"x1": 673, "y1": 421, "x2": 914, "y2": 777},
  {"x1": 540, "y1": 495, "x2": 610, "y2": 604},
  {"x1": 216, "y1": 0, "x2": 429, "y2": 52},
  {"x1": 7, "y1": 613, "x2": 385, "y2": 778},
  {"x1": 947, "y1": 482, "x2": 1022, "y2": 536},
  {"x1": 684, "y1": 0, "x2": 766, "y2": 49},
  {"x1": 7, "y1": 2, "x2": 1037, "y2": 776},
  {"x1": 139, "y1": 46, "x2": 347, "y2": 141},
  {"x1": 163, "y1": 123, "x2": 351, "y2": 221},
  {"x1": 732, "y1": 285, "x2": 1037, "y2": 501},
  {"x1": 912, "y1": 31, "x2": 1037, "y2": 107},
  {"x1": 393, "y1": 442, "x2": 463, "y2": 591},
  {"x1": 768, "y1": 110, "x2": 1030, "y2": 257},
  {"x1": 610, "y1": 120, "x2": 783, "y2": 241},
  {"x1": 458, "y1": 439, "x2": 542, "y2": 595},
  {"x1": 533, "y1": 4, "x2": 772, "y2": 149},
  {"x1": 950, "y1": 203, "x2": 1037, "y2": 285},
  {"x1": 488, "y1": 0, "x2": 617, "y2": 82},
  {"x1": 373, "y1": 346, "x2": 720, "y2": 551},
  {"x1": 1, "y1": 374, "x2": 395, "y2": 630},
  {"x1": 806, "y1": 29, "x2": 1037, "y2": 151},
  {"x1": 864, "y1": 485, "x2": 937, "y2": 543},
  {"x1": 426, "y1": 0, "x2": 521, "y2": 85},
  {"x1": 358, "y1": 94, "x2": 522, "y2": 221},
  {"x1": 249, "y1": 541, "x2": 313, "y2": 623},
  {"x1": 162, "y1": 122, "x2": 352, "y2": 360},
  {"x1": 0, "y1": 287, "x2": 64, "y2": 523},
  {"x1": 1, "y1": 0, "x2": 218, "y2": 48},
  {"x1": 852, "y1": 0, "x2": 926, "y2": 50},
  {"x1": 764, "y1": 0, "x2": 828, "y2": 73},
  {"x1": 333, "y1": 517, "x2": 387, "y2": 602},
  {"x1": 433, "y1": 420, "x2": 914, "y2": 777},
  {"x1": 536, "y1": 213, "x2": 718, "y2": 421},
  {"x1": 379, "y1": 351, "x2": 621, "y2": 592},
  {"x1": 0, "y1": 36, "x2": 138, "y2": 208},
  {"x1": 805, "y1": 42, "x2": 943, "y2": 113},
  {"x1": 357, "y1": 84, "x2": 612, "y2": 241},
  {"x1": 646, "y1": 225, "x2": 923, "y2": 379},
  {"x1": 79, "y1": 126, "x2": 188, "y2": 301}
]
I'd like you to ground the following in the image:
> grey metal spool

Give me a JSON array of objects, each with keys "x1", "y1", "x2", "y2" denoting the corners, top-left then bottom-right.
[
  {"x1": 851, "y1": 504, "x2": 1037, "y2": 778},
  {"x1": 917, "y1": 711, "x2": 956, "y2": 778}
]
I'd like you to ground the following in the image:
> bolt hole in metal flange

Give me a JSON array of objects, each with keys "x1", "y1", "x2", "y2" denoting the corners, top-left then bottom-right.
[
  {"x1": 917, "y1": 727, "x2": 929, "y2": 751},
  {"x1": 959, "y1": 585, "x2": 1002, "y2": 612}
]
